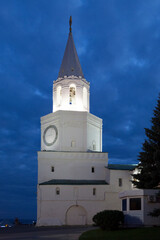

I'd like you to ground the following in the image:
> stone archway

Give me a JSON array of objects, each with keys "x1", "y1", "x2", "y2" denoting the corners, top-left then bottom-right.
[{"x1": 66, "y1": 205, "x2": 87, "y2": 225}]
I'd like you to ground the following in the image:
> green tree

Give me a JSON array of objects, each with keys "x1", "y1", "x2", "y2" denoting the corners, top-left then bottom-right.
[{"x1": 132, "y1": 95, "x2": 160, "y2": 188}]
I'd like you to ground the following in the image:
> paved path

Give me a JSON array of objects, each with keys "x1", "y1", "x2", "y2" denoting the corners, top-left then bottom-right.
[{"x1": 0, "y1": 226, "x2": 92, "y2": 240}]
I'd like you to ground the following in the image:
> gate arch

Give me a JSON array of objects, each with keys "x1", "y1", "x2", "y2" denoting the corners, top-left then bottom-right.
[{"x1": 66, "y1": 205, "x2": 87, "y2": 225}]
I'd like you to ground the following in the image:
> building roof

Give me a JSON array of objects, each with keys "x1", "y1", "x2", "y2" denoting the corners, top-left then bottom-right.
[
  {"x1": 39, "y1": 179, "x2": 108, "y2": 185},
  {"x1": 107, "y1": 164, "x2": 137, "y2": 171},
  {"x1": 58, "y1": 18, "x2": 84, "y2": 78}
]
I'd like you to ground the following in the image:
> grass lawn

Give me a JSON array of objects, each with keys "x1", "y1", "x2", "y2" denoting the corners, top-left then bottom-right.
[{"x1": 79, "y1": 227, "x2": 160, "y2": 240}]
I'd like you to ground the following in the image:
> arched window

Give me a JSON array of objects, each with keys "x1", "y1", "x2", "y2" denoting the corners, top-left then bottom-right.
[
  {"x1": 119, "y1": 178, "x2": 122, "y2": 187},
  {"x1": 93, "y1": 188, "x2": 96, "y2": 196},
  {"x1": 56, "y1": 187, "x2": 60, "y2": 195},
  {"x1": 71, "y1": 140, "x2": 76, "y2": 148},
  {"x1": 57, "y1": 86, "x2": 62, "y2": 106},
  {"x1": 83, "y1": 87, "x2": 87, "y2": 109},
  {"x1": 69, "y1": 84, "x2": 76, "y2": 105},
  {"x1": 92, "y1": 141, "x2": 96, "y2": 151},
  {"x1": 51, "y1": 166, "x2": 54, "y2": 172},
  {"x1": 91, "y1": 167, "x2": 95, "y2": 173}
]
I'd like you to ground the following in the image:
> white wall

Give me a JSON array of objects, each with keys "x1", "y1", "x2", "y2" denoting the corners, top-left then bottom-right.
[
  {"x1": 143, "y1": 190, "x2": 160, "y2": 226},
  {"x1": 38, "y1": 151, "x2": 108, "y2": 184},
  {"x1": 87, "y1": 113, "x2": 102, "y2": 152},
  {"x1": 37, "y1": 166, "x2": 134, "y2": 226},
  {"x1": 37, "y1": 184, "x2": 130, "y2": 226},
  {"x1": 109, "y1": 169, "x2": 133, "y2": 190},
  {"x1": 41, "y1": 111, "x2": 102, "y2": 152}
]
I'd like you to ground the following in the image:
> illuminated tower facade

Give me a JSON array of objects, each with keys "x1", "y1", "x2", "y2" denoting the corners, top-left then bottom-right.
[{"x1": 37, "y1": 18, "x2": 133, "y2": 226}]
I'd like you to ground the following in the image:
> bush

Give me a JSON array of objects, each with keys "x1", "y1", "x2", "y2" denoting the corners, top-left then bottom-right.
[{"x1": 93, "y1": 210, "x2": 124, "y2": 230}]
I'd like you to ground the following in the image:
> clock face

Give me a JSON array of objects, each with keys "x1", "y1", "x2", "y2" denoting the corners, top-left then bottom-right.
[{"x1": 43, "y1": 125, "x2": 58, "y2": 146}]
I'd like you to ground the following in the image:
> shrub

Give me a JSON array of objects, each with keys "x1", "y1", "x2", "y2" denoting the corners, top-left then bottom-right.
[{"x1": 93, "y1": 210, "x2": 124, "y2": 230}]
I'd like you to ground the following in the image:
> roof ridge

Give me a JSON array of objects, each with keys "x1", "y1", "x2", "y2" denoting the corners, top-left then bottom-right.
[{"x1": 40, "y1": 179, "x2": 108, "y2": 185}]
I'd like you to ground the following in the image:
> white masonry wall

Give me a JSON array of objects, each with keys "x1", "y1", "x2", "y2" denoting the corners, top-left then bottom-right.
[
  {"x1": 37, "y1": 185, "x2": 109, "y2": 226},
  {"x1": 37, "y1": 171, "x2": 134, "y2": 227},
  {"x1": 38, "y1": 151, "x2": 108, "y2": 184},
  {"x1": 109, "y1": 169, "x2": 133, "y2": 191},
  {"x1": 41, "y1": 111, "x2": 102, "y2": 152}
]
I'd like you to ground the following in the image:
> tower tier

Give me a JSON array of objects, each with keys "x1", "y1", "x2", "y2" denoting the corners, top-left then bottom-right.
[{"x1": 41, "y1": 110, "x2": 102, "y2": 152}]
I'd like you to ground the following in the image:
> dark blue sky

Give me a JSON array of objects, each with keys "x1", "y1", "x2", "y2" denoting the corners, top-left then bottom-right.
[{"x1": 0, "y1": 0, "x2": 160, "y2": 220}]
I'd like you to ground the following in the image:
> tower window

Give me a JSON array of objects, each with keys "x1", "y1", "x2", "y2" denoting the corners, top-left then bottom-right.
[
  {"x1": 93, "y1": 188, "x2": 96, "y2": 196},
  {"x1": 119, "y1": 178, "x2": 122, "y2": 187},
  {"x1": 51, "y1": 166, "x2": 54, "y2": 172},
  {"x1": 56, "y1": 187, "x2": 60, "y2": 195},
  {"x1": 92, "y1": 141, "x2": 96, "y2": 151},
  {"x1": 83, "y1": 87, "x2": 87, "y2": 109},
  {"x1": 69, "y1": 86, "x2": 76, "y2": 104},
  {"x1": 91, "y1": 167, "x2": 95, "y2": 173},
  {"x1": 71, "y1": 140, "x2": 76, "y2": 148}
]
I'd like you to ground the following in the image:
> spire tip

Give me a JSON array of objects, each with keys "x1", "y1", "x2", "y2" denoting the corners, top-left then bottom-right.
[{"x1": 69, "y1": 16, "x2": 72, "y2": 33}]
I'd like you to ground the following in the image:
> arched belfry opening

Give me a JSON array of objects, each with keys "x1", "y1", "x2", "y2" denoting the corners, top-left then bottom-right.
[
  {"x1": 69, "y1": 84, "x2": 76, "y2": 105},
  {"x1": 83, "y1": 86, "x2": 87, "y2": 109},
  {"x1": 56, "y1": 85, "x2": 62, "y2": 106}
]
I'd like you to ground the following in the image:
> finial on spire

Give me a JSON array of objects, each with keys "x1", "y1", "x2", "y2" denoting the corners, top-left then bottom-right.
[{"x1": 69, "y1": 16, "x2": 72, "y2": 33}]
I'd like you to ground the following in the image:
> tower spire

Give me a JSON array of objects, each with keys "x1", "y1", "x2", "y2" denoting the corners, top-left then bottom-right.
[
  {"x1": 58, "y1": 16, "x2": 84, "y2": 78},
  {"x1": 69, "y1": 16, "x2": 72, "y2": 33}
]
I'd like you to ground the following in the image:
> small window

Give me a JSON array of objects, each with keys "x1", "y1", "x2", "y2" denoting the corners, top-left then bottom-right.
[
  {"x1": 56, "y1": 187, "x2": 60, "y2": 195},
  {"x1": 71, "y1": 140, "x2": 76, "y2": 148},
  {"x1": 91, "y1": 167, "x2": 95, "y2": 173},
  {"x1": 122, "y1": 199, "x2": 127, "y2": 211},
  {"x1": 119, "y1": 178, "x2": 122, "y2": 187},
  {"x1": 130, "y1": 198, "x2": 141, "y2": 210},
  {"x1": 93, "y1": 188, "x2": 96, "y2": 196},
  {"x1": 51, "y1": 166, "x2": 54, "y2": 172},
  {"x1": 92, "y1": 141, "x2": 96, "y2": 151}
]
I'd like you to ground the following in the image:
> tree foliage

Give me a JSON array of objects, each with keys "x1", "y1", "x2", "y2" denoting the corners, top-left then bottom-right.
[
  {"x1": 149, "y1": 208, "x2": 160, "y2": 217},
  {"x1": 132, "y1": 95, "x2": 160, "y2": 188},
  {"x1": 148, "y1": 191, "x2": 160, "y2": 218}
]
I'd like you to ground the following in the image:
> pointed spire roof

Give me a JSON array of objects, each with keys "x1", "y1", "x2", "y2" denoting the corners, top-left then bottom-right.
[{"x1": 58, "y1": 17, "x2": 84, "y2": 78}]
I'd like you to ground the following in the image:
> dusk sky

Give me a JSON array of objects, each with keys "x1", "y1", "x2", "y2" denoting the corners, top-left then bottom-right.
[{"x1": 0, "y1": 0, "x2": 160, "y2": 220}]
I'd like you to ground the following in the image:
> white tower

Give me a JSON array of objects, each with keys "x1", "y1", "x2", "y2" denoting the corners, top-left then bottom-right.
[
  {"x1": 37, "y1": 17, "x2": 108, "y2": 226},
  {"x1": 40, "y1": 17, "x2": 102, "y2": 153},
  {"x1": 37, "y1": 18, "x2": 133, "y2": 226}
]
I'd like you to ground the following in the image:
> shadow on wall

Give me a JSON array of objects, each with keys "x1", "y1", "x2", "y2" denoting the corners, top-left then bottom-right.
[{"x1": 124, "y1": 214, "x2": 143, "y2": 226}]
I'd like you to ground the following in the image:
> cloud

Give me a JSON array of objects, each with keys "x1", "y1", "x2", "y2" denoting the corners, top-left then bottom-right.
[
  {"x1": 34, "y1": 89, "x2": 48, "y2": 99},
  {"x1": 70, "y1": 0, "x2": 84, "y2": 8},
  {"x1": 17, "y1": 164, "x2": 29, "y2": 170},
  {"x1": 128, "y1": 57, "x2": 148, "y2": 68}
]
